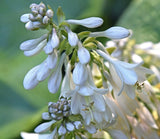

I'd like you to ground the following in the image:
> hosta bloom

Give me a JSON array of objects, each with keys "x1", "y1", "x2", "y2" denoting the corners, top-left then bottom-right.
[
  {"x1": 70, "y1": 65, "x2": 111, "y2": 125},
  {"x1": 66, "y1": 17, "x2": 103, "y2": 28},
  {"x1": 97, "y1": 50, "x2": 152, "y2": 98},
  {"x1": 90, "y1": 26, "x2": 130, "y2": 40}
]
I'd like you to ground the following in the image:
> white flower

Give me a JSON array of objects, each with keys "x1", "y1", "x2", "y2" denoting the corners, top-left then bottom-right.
[
  {"x1": 70, "y1": 66, "x2": 110, "y2": 125},
  {"x1": 90, "y1": 26, "x2": 130, "y2": 40},
  {"x1": 65, "y1": 26, "x2": 78, "y2": 47},
  {"x1": 97, "y1": 50, "x2": 152, "y2": 98},
  {"x1": 66, "y1": 17, "x2": 103, "y2": 28},
  {"x1": 78, "y1": 41, "x2": 90, "y2": 64},
  {"x1": 50, "y1": 28, "x2": 59, "y2": 49}
]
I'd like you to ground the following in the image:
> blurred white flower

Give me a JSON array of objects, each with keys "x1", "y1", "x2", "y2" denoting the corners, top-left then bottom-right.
[{"x1": 66, "y1": 17, "x2": 103, "y2": 28}]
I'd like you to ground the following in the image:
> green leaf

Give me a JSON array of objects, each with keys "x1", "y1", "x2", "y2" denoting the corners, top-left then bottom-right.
[
  {"x1": 57, "y1": 7, "x2": 65, "y2": 24},
  {"x1": 118, "y1": 0, "x2": 160, "y2": 43}
]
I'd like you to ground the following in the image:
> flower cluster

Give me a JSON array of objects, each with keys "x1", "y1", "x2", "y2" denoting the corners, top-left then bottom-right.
[{"x1": 20, "y1": 2, "x2": 160, "y2": 139}]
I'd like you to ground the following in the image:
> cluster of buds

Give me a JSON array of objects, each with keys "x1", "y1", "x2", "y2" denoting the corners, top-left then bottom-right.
[
  {"x1": 20, "y1": 2, "x2": 53, "y2": 30},
  {"x1": 31, "y1": 97, "x2": 85, "y2": 138},
  {"x1": 48, "y1": 97, "x2": 71, "y2": 120}
]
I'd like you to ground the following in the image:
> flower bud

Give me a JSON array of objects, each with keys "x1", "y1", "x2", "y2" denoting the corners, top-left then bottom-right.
[
  {"x1": 65, "y1": 26, "x2": 78, "y2": 47},
  {"x1": 58, "y1": 125, "x2": 66, "y2": 136},
  {"x1": 90, "y1": 26, "x2": 130, "y2": 40},
  {"x1": 51, "y1": 28, "x2": 59, "y2": 48},
  {"x1": 78, "y1": 42, "x2": 90, "y2": 64},
  {"x1": 25, "y1": 21, "x2": 41, "y2": 30},
  {"x1": 66, "y1": 17, "x2": 103, "y2": 28},
  {"x1": 46, "y1": 9, "x2": 54, "y2": 18},
  {"x1": 43, "y1": 16, "x2": 50, "y2": 24},
  {"x1": 20, "y1": 14, "x2": 30, "y2": 23},
  {"x1": 66, "y1": 122, "x2": 75, "y2": 131}
]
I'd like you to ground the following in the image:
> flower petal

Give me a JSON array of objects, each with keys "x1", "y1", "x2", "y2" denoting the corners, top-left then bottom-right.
[{"x1": 77, "y1": 85, "x2": 94, "y2": 96}]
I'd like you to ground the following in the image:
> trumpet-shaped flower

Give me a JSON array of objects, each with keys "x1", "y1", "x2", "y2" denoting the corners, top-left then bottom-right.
[
  {"x1": 66, "y1": 17, "x2": 103, "y2": 28},
  {"x1": 90, "y1": 26, "x2": 130, "y2": 40},
  {"x1": 97, "y1": 50, "x2": 152, "y2": 98}
]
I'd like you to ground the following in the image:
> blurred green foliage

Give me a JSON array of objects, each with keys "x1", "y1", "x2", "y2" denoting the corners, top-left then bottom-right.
[
  {"x1": 118, "y1": 0, "x2": 160, "y2": 43},
  {"x1": 0, "y1": 0, "x2": 159, "y2": 138}
]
